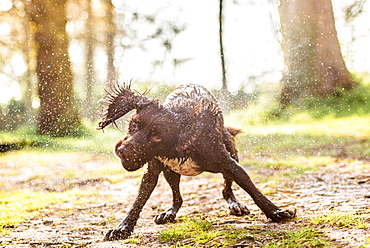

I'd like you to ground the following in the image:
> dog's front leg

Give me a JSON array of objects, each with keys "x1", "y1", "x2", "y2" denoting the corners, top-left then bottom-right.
[
  {"x1": 222, "y1": 158, "x2": 295, "y2": 222},
  {"x1": 155, "y1": 169, "x2": 182, "y2": 224},
  {"x1": 103, "y1": 160, "x2": 162, "y2": 241}
]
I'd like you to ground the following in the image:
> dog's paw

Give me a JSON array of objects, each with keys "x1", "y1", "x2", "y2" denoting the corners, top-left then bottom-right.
[
  {"x1": 229, "y1": 202, "x2": 250, "y2": 216},
  {"x1": 154, "y1": 209, "x2": 176, "y2": 224},
  {"x1": 269, "y1": 208, "x2": 296, "y2": 222},
  {"x1": 103, "y1": 226, "x2": 132, "y2": 241}
]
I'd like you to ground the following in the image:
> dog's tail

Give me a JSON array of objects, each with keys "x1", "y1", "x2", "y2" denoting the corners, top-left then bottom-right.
[{"x1": 226, "y1": 127, "x2": 243, "y2": 137}]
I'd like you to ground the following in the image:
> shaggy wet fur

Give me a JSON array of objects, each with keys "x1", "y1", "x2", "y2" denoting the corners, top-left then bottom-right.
[{"x1": 98, "y1": 83, "x2": 295, "y2": 241}]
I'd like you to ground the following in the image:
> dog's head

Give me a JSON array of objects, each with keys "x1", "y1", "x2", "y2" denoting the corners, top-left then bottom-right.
[{"x1": 98, "y1": 83, "x2": 180, "y2": 171}]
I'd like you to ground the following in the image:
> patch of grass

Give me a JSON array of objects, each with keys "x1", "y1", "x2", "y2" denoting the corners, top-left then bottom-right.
[
  {"x1": 235, "y1": 130, "x2": 364, "y2": 157},
  {"x1": 156, "y1": 219, "x2": 332, "y2": 247},
  {"x1": 157, "y1": 219, "x2": 254, "y2": 247},
  {"x1": 263, "y1": 227, "x2": 332, "y2": 248},
  {"x1": 122, "y1": 234, "x2": 144, "y2": 244},
  {"x1": 222, "y1": 228, "x2": 255, "y2": 246},
  {"x1": 156, "y1": 219, "x2": 216, "y2": 243},
  {"x1": 311, "y1": 211, "x2": 370, "y2": 229},
  {"x1": 123, "y1": 238, "x2": 141, "y2": 244}
]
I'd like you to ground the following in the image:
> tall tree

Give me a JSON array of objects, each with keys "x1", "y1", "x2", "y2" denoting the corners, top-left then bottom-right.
[
  {"x1": 278, "y1": 0, "x2": 355, "y2": 104},
  {"x1": 30, "y1": 0, "x2": 81, "y2": 136},
  {"x1": 105, "y1": 0, "x2": 118, "y2": 85},
  {"x1": 219, "y1": 0, "x2": 228, "y2": 93},
  {"x1": 85, "y1": 0, "x2": 95, "y2": 120}
]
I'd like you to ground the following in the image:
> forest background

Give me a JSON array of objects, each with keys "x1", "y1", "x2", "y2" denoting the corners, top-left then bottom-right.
[{"x1": 0, "y1": 0, "x2": 369, "y2": 136}]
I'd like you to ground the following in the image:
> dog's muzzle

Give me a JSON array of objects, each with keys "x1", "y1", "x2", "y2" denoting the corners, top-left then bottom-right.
[{"x1": 115, "y1": 142, "x2": 144, "y2": 171}]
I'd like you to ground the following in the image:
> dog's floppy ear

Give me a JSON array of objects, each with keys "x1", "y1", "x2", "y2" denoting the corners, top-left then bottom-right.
[{"x1": 97, "y1": 82, "x2": 154, "y2": 130}]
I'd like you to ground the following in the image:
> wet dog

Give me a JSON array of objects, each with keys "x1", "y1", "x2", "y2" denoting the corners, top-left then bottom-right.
[{"x1": 98, "y1": 83, "x2": 295, "y2": 241}]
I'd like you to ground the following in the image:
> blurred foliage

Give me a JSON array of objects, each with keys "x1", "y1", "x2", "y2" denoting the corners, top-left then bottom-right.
[
  {"x1": 0, "y1": 120, "x2": 121, "y2": 153},
  {"x1": 227, "y1": 75, "x2": 370, "y2": 125},
  {"x1": 289, "y1": 82, "x2": 370, "y2": 119},
  {"x1": 3, "y1": 99, "x2": 26, "y2": 116},
  {"x1": 0, "y1": 99, "x2": 30, "y2": 131},
  {"x1": 344, "y1": 0, "x2": 366, "y2": 22}
]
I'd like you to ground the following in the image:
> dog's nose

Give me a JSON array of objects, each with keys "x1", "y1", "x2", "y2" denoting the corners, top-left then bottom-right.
[
  {"x1": 116, "y1": 144, "x2": 128, "y2": 156},
  {"x1": 117, "y1": 144, "x2": 125, "y2": 153},
  {"x1": 116, "y1": 143, "x2": 135, "y2": 158}
]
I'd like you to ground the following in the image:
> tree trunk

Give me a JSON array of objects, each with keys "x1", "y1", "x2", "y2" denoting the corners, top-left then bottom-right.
[
  {"x1": 219, "y1": 0, "x2": 228, "y2": 93},
  {"x1": 30, "y1": 0, "x2": 81, "y2": 136},
  {"x1": 218, "y1": 0, "x2": 230, "y2": 112},
  {"x1": 21, "y1": 10, "x2": 35, "y2": 122},
  {"x1": 278, "y1": 0, "x2": 355, "y2": 104},
  {"x1": 85, "y1": 0, "x2": 95, "y2": 120},
  {"x1": 105, "y1": 0, "x2": 117, "y2": 85}
]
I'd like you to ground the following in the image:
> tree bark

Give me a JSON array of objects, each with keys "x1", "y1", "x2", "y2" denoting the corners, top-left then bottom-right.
[
  {"x1": 85, "y1": 0, "x2": 95, "y2": 120},
  {"x1": 219, "y1": 0, "x2": 228, "y2": 93},
  {"x1": 105, "y1": 0, "x2": 117, "y2": 85},
  {"x1": 30, "y1": 0, "x2": 80, "y2": 136},
  {"x1": 278, "y1": 0, "x2": 355, "y2": 104}
]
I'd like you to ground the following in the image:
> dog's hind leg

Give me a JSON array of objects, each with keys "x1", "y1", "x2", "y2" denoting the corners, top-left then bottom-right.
[
  {"x1": 222, "y1": 128, "x2": 250, "y2": 216},
  {"x1": 103, "y1": 159, "x2": 162, "y2": 241},
  {"x1": 155, "y1": 169, "x2": 183, "y2": 224},
  {"x1": 222, "y1": 175, "x2": 250, "y2": 216},
  {"x1": 222, "y1": 158, "x2": 295, "y2": 222}
]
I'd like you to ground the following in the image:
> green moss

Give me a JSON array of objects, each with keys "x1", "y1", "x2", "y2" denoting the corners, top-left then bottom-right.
[
  {"x1": 156, "y1": 219, "x2": 215, "y2": 242},
  {"x1": 156, "y1": 219, "x2": 332, "y2": 247},
  {"x1": 262, "y1": 227, "x2": 332, "y2": 248},
  {"x1": 311, "y1": 211, "x2": 370, "y2": 229}
]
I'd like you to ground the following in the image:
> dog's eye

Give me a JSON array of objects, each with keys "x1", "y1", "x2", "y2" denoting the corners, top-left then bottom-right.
[{"x1": 152, "y1": 135, "x2": 162, "y2": 142}]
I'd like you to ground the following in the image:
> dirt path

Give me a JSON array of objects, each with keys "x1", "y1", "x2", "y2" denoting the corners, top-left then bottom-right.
[{"x1": 1, "y1": 157, "x2": 370, "y2": 247}]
